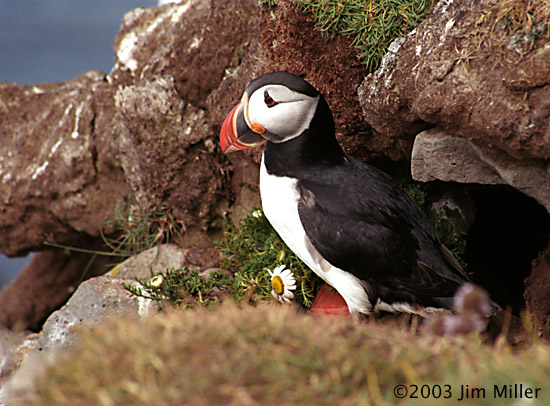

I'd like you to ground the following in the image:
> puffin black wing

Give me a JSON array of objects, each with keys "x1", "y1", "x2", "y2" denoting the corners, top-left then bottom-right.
[{"x1": 296, "y1": 156, "x2": 469, "y2": 307}]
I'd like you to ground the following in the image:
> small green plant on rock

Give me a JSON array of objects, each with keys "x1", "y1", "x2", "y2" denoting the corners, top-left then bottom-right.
[
  {"x1": 261, "y1": 0, "x2": 438, "y2": 71},
  {"x1": 125, "y1": 268, "x2": 232, "y2": 309},
  {"x1": 127, "y1": 208, "x2": 322, "y2": 309},
  {"x1": 100, "y1": 195, "x2": 183, "y2": 258}
]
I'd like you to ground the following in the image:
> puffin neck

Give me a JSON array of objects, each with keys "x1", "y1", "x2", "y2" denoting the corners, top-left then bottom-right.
[{"x1": 263, "y1": 98, "x2": 345, "y2": 178}]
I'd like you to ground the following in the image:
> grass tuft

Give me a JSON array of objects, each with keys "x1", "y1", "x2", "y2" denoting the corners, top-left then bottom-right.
[{"x1": 100, "y1": 195, "x2": 183, "y2": 258}]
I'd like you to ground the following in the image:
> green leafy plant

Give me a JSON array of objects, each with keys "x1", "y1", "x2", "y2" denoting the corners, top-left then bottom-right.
[
  {"x1": 216, "y1": 208, "x2": 322, "y2": 307},
  {"x1": 296, "y1": 0, "x2": 438, "y2": 71},
  {"x1": 127, "y1": 207, "x2": 321, "y2": 309},
  {"x1": 125, "y1": 268, "x2": 232, "y2": 309},
  {"x1": 125, "y1": 185, "x2": 468, "y2": 308}
]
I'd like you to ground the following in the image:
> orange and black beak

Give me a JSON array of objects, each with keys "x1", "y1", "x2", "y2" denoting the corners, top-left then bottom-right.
[{"x1": 220, "y1": 95, "x2": 265, "y2": 153}]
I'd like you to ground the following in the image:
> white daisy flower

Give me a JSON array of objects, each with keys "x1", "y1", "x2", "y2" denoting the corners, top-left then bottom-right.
[
  {"x1": 150, "y1": 275, "x2": 164, "y2": 288},
  {"x1": 268, "y1": 265, "x2": 297, "y2": 303}
]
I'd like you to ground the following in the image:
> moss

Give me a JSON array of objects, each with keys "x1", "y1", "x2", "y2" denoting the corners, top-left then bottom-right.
[{"x1": 20, "y1": 303, "x2": 550, "y2": 406}]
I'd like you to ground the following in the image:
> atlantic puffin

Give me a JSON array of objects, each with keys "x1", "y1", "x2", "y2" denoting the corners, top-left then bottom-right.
[{"x1": 220, "y1": 71, "x2": 473, "y2": 318}]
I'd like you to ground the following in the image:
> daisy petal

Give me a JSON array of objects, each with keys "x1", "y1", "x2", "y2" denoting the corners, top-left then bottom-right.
[{"x1": 274, "y1": 265, "x2": 286, "y2": 274}]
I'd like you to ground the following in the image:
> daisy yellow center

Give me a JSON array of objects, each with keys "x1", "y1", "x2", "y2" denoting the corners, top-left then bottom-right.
[{"x1": 271, "y1": 275, "x2": 285, "y2": 295}]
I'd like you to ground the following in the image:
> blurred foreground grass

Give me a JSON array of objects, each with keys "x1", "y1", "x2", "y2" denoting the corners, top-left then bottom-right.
[{"x1": 18, "y1": 303, "x2": 549, "y2": 406}]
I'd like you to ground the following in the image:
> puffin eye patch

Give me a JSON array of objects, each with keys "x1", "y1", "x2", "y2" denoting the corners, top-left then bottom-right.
[{"x1": 264, "y1": 90, "x2": 279, "y2": 108}]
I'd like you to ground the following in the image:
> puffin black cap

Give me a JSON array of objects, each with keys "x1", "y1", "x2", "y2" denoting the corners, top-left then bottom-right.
[{"x1": 244, "y1": 71, "x2": 319, "y2": 98}]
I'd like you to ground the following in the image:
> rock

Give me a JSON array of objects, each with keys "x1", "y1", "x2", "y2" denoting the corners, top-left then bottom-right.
[
  {"x1": 1, "y1": 274, "x2": 159, "y2": 404},
  {"x1": 411, "y1": 130, "x2": 503, "y2": 185},
  {"x1": 358, "y1": 0, "x2": 550, "y2": 161},
  {"x1": 0, "y1": 72, "x2": 124, "y2": 257},
  {"x1": 0, "y1": 0, "x2": 262, "y2": 258},
  {"x1": 0, "y1": 242, "x2": 114, "y2": 331},
  {"x1": 0, "y1": 0, "x2": 262, "y2": 331},
  {"x1": 0, "y1": 332, "x2": 40, "y2": 382},
  {"x1": 524, "y1": 244, "x2": 550, "y2": 341},
  {"x1": 37, "y1": 276, "x2": 159, "y2": 351},
  {"x1": 0, "y1": 244, "x2": 188, "y2": 402},
  {"x1": 108, "y1": 243, "x2": 185, "y2": 280},
  {"x1": 0, "y1": 331, "x2": 41, "y2": 406},
  {"x1": 36, "y1": 243, "x2": 188, "y2": 351},
  {"x1": 358, "y1": 0, "x2": 550, "y2": 337},
  {"x1": 411, "y1": 129, "x2": 550, "y2": 213}
]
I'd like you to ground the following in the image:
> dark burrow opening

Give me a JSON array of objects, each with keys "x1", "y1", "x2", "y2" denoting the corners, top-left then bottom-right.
[
  {"x1": 376, "y1": 160, "x2": 550, "y2": 315},
  {"x1": 464, "y1": 185, "x2": 550, "y2": 314}
]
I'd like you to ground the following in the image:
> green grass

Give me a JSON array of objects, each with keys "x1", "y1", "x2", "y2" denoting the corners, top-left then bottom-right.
[{"x1": 19, "y1": 303, "x2": 550, "y2": 406}]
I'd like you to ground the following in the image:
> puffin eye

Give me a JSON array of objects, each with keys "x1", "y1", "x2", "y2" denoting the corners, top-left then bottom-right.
[{"x1": 264, "y1": 90, "x2": 279, "y2": 108}]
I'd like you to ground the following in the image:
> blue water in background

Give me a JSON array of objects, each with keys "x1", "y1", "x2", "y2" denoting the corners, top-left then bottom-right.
[{"x1": 0, "y1": 0, "x2": 158, "y2": 287}]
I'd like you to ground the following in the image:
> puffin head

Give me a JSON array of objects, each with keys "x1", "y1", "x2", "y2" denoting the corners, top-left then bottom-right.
[{"x1": 220, "y1": 72, "x2": 321, "y2": 153}]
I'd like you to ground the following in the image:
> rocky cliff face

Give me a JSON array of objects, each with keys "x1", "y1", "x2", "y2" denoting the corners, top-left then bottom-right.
[
  {"x1": 358, "y1": 0, "x2": 550, "y2": 211},
  {"x1": 0, "y1": 0, "x2": 549, "y2": 339},
  {"x1": 0, "y1": 0, "x2": 262, "y2": 330}
]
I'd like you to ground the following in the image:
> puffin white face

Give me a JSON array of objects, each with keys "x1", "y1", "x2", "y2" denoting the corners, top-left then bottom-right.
[
  {"x1": 219, "y1": 72, "x2": 324, "y2": 154},
  {"x1": 246, "y1": 84, "x2": 320, "y2": 143}
]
